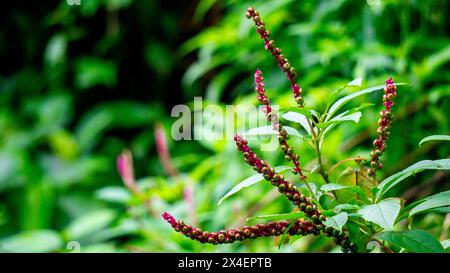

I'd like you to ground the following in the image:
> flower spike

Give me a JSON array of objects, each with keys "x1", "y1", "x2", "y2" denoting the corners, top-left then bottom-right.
[
  {"x1": 368, "y1": 77, "x2": 397, "y2": 177},
  {"x1": 246, "y1": 7, "x2": 304, "y2": 107},
  {"x1": 162, "y1": 212, "x2": 323, "y2": 244},
  {"x1": 234, "y1": 134, "x2": 318, "y2": 217},
  {"x1": 254, "y1": 69, "x2": 307, "y2": 180}
]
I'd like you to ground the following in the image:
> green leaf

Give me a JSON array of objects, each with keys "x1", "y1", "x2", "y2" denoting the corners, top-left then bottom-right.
[
  {"x1": 247, "y1": 211, "x2": 305, "y2": 222},
  {"x1": 331, "y1": 111, "x2": 362, "y2": 123},
  {"x1": 75, "y1": 57, "x2": 117, "y2": 89},
  {"x1": 346, "y1": 77, "x2": 363, "y2": 87},
  {"x1": 284, "y1": 107, "x2": 313, "y2": 119},
  {"x1": 441, "y1": 239, "x2": 450, "y2": 250},
  {"x1": 218, "y1": 166, "x2": 291, "y2": 205},
  {"x1": 326, "y1": 82, "x2": 409, "y2": 121},
  {"x1": 376, "y1": 159, "x2": 450, "y2": 200},
  {"x1": 318, "y1": 112, "x2": 362, "y2": 128},
  {"x1": 324, "y1": 212, "x2": 348, "y2": 231},
  {"x1": 95, "y1": 187, "x2": 131, "y2": 204},
  {"x1": 376, "y1": 230, "x2": 445, "y2": 253},
  {"x1": 319, "y1": 102, "x2": 372, "y2": 129},
  {"x1": 358, "y1": 198, "x2": 401, "y2": 230},
  {"x1": 409, "y1": 190, "x2": 450, "y2": 218},
  {"x1": 281, "y1": 111, "x2": 312, "y2": 135},
  {"x1": 64, "y1": 209, "x2": 117, "y2": 240},
  {"x1": 243, "y1": 125, "x2": 303, "y2": 138},
  {"x1": 320, "y1": 183, "x2": 353, "y2": 192},
  {"x1": 319, "y1": 194, "x2": 338, "y2": 210},
  {"x1": 44, "y1": 34, "x2": 67, "y2": 66},
  {"x1": 323, "y1": 78, "x2": 364, "y2": 114},
  {"x1": 278, "y1": 220, "x2": 298, "y2": 249},
  {"x1": 75, "y1": 102, "x2": 160, "y2": 152},
  {"x1": 419, "y1": 135, "x2": 450, "y2": 146},
  {"x1": 333, "y1": 167, "x2": 373, "y2": 203},
  {"x1": 0, "y1": 230, "x2": 63, "y2": 253}
]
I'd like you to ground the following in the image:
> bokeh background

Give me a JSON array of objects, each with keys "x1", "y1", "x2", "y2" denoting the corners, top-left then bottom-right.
[{"x1": 0, "y1": 0, "x2": 448, "y2": 252}]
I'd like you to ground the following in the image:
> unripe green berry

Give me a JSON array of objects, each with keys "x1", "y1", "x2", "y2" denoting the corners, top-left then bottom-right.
[
  {"x1": 299, "y1": 203, "x2": 306, "y2": 210},
  {"x1": 305, "y1": 205, "x2": 313, "y2": 213}
]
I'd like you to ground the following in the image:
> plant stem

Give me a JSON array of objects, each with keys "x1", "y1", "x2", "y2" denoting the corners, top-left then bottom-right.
[
  {"x1": 306, "y1": 118, "x2": 331, "y2": 184},
  {"x1": 304, "y1": 181, "x2": 322, "y2": 211}
]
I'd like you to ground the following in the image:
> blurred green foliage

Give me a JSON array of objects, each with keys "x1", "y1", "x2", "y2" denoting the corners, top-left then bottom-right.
[{"x1": 0, "y1": 0, "x2": 448, "y2": 253}]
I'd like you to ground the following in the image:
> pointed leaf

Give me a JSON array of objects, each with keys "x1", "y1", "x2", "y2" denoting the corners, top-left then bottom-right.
[
  {"x1": 441, "y1": 239, "x2": 450, "y2": 250},
  {"x1": 409, "y1": 190, "x2": 450, "y2": 217},
  {"x1": 419, "y1": 135, "x2": 450, "y2": 146},
  {"x1": 218, "y1": 166, "x2": 291, "y2": 205},
  {"x1": 281, "y1": 112, "x2": 312, "y2": 135},
  {"x1": 64, "y1": 210, "x2": 117, "y2": 240},
  {"x1": 324, "y1": 212, "x2": 348, "y2": 231},
  {"x1": 326, "y1": 82, "x2": 409, "y2": 121},
  {"x1": 247, "y1": 211, "x2": 305, "y2": 222},
  {"x1": 278, "y1": 220, "x2": 298, "y2": 249},
  {"x1": 0, "y1": 230, "x2": 63, "y2": 253},
  {"x1": 318, "y1": 112, "x2": 362, "y2": 128},
  {"x1": 376, "y1": 159, "x2": 450, "y2": 200},
  {"x1": 320, "y1": 183, "x2": 353, "y2": 192},
  {"x1": 376, "y1": 230, "x2": 445, "y2": 253},
  {"x1": 346, "y1": 77, "x2": 363, "y2": 87},
  {"x1": 358, "y1": 198, "x2": 401, "y2": 230}
]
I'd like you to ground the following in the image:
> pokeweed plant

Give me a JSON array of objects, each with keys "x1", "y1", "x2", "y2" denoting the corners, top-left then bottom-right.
[{"x1": 162, "y1": 7, "x2": 450, "y2": 253}]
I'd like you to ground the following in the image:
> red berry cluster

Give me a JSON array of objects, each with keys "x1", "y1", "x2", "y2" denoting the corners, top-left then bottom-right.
[
  {"x1": 163, "y1": 212, "x2": 324, "y2": 245},
  {"x1": 162, "y1": 134, "x2": 356, "y2": 252},
  {"x1": 368, "y1": 77, "x2": 397, "y2": 176},
  {"x1": 246, "y1": 7, "x2": 304, "y2": 107},
  {"x1": 255, "y1": 69, "x2": 273, "y2": 121},
  {"x1": 254, "y1": 69, "x2": 307, "y2": 180},
  {"x1": 234, "y1": 134, "x2": 316, "y2": 217}
]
